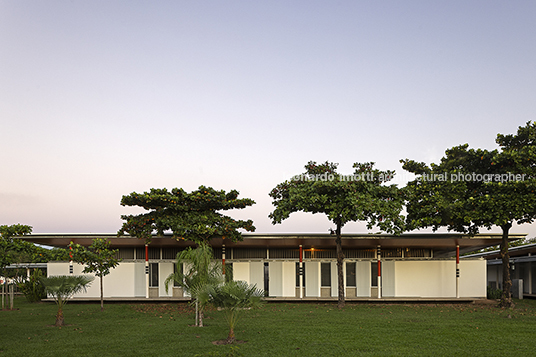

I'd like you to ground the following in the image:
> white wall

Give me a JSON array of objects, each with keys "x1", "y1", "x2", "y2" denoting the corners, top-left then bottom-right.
[
  {"x1": 249, "y1": 261, "x2": 264, "y2": 292},
  {"x1": 47, "y1": 262, "x2": 147, "y2": 298},
  {"x1": 233, "y1": 262, "x2": 250, "y2": 283},
  {"x1": 159, "y1": 262, "x2": 174, "y2": 297},
  {"x1": 356, "y1": 261, "x2": 371, "y2": 297},
  {"x1": 382, "y1": 261, "x2": 396, "y2": 297},
  {"x1": 459, "y1": 260, "x2": 486, "y2": 298},
  {"x1": 268, "y1": 261, "x2": 295, "y2": 297},
  {"x1": 394, "y1": 261, "x2": 456, "y2": 297},
  {"x1": 305, "y1": 261, "x2": 320, "y2": 297}
]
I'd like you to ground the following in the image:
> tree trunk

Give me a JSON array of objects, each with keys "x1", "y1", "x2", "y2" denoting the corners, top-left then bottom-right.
[
  {"x1": 195, "y1": 299, "x2": 199, "y2": 326},
  {"x1": 100, "y1": 275, "x2": 104, "y2": 311},
  {"x1": 499, "y1": 222, "x2": 514, "y2": 308},
  {"x1": 9, "y1": 284, "x2": 14, "y2": 310},
  {"x1": 55, "y1": 307, "x2": 65, "y2": 327},
  {"x1": 335, "y1": 220, "x2": 345, "y2": 309},
  {"x1": 1, "y1": 284, "x2": 4, "y2": 310},
  {"x1": 226, "y1": 327, "x2": 235, "y2": 344}
]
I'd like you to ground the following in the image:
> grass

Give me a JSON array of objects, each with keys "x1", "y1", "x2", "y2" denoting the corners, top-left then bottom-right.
[{"x1": 1, "y1": 297, "x2": 536, "y2": 356}]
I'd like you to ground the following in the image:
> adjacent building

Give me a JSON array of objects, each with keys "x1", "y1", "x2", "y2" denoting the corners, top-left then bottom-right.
[{"x1": 465, "y1": 242, "x2": 536, "y2": 298}]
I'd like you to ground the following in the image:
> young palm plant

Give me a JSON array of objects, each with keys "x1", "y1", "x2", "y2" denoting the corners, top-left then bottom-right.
[
  {"x1": 209, "y1": 280, "x2": 264, "y2": 344},
  {"x1": 40, "y1": 275, "x2": 94, "y2": 327},
  {"x1": 165, "y1": 243, "x2": 223, "y2": 327}
]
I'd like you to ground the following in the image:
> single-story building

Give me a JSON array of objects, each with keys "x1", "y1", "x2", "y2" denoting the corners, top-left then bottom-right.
[
  {"x1": 21, "y1": 232, "x2": 525, "y2": 301},
  {"x1": 464, "y1": 242, "x2": 536, "y2": 298}
]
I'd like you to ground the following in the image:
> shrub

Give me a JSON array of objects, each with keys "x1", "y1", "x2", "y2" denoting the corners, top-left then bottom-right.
[
  {"x1": 487, "y1": 285, "x2": 502, "y2": 300},
  {"x1": 17, "y1": 269, "x2": 46, "y2": 303}
]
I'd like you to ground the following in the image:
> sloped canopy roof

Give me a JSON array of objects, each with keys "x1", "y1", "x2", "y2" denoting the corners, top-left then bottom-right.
[{"x1": 20, "y1": 232, "x2": 526, "y2": 258}]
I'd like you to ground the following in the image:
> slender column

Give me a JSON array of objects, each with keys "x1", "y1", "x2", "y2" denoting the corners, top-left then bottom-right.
[
  {"x1": 145, "y1": 244, "x2": 149, "y2": 299},
  {"x1": 69, "y1": 245, "x2": 73, "y2": 275},
  {"x1": 456, "y1": 245, "x2": 460, "y2": 298},
  {"x1": 222, "y1": 244, "x2": 226, "y2": 276},
  {"x1": 377, "y1": 245, "x2": 382, "y2": 299},
  {"x1": 299, "y1": 245, "x2": 303, "y2": 299}
]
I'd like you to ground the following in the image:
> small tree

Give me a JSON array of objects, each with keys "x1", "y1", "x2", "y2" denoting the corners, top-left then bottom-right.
[
  {"x1": 0, "y1": 224, "x2": 32, "y2": 310},
  {"x1": 40, "y1": 275, "x2": 94, "y2": 326},
  {"x1": 17, "y1": 269, "x2": 46, "y2": 302},
  {"x1": 269, "y1": 161, "x2": 405, "y2": 308},
  {"x1": 68, "y1": 238, "x2": 121, "y2": 311},
  {"x1": 208, "y1": 280, "x2": 264, "y2": 344},
  {"x1": 165, "y1": 243, "x2": 223, "y2": 327}
]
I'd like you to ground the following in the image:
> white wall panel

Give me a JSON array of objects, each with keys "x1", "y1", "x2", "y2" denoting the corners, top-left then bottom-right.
[
  {"x1": 159, "y1": 263, "x2": 174, "y2": 297},
  {"x1": 459, "y1": 260, "x2": 486, "y2": 298},
  {"x1": 305, "y1": 262, "x2": 320, "y2": 297},
  {"x1": 233, "y1": 262, "x2": 250, "y2": 283},
  {"x1": 281, "y1": 262, "x2": 295, "y2": 297},
  {"x1": 249, "y1": 261, "x2": 264, "y2": 292},
  {"x1": 394, "y1": 261, "x2": 456, "y2": 297},
  {"x1": 269, "y1": 262, "x2": 283, "y2": 297},
  {"x1": 382, "y1": 261, "x2": 396, "y2": 297},
  {"x1": 356, "y1": 261, "x2": 371, "y2": 297}
]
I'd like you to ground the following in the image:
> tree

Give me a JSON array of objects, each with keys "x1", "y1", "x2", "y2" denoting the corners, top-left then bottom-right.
[
  {"x1": 165, "y1": 243, "x2": 223, "y2": 327},
  {"x1": 402, "y1": 123, "x2": 536, "y2": 308},
  {"x1": 118, "y1": 186, "x2": 256, "y2": 244},
  {"x1": 40, "y1": 275, "x2": 94, "y2": 326},
  {"x1": 0, "y1": 224, "x2": 33, "y2": 271},
  {"x1": 269, "y1": 161, "x2": 405, "y2": 308},
  {"x1": 208, "y1": 280, "x2": 264, "y2": 344},
  {"x1": 68, "y1": 238, "x2": 121, "y2": 311},
  {"x1": 0, "y1": 224, "x2": 32, "y2": 310}
]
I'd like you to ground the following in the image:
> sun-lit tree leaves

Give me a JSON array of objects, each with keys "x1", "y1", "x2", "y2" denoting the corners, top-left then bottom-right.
[
  {"x1": 269, "y1": 161, "x2": 405, "y2": 308},
  {"x1": 401, "y1": 122, "x2": 536, "y2": 308},
  {"x1": 118, "y1": 186, "x2": 255, "y2": 244}
]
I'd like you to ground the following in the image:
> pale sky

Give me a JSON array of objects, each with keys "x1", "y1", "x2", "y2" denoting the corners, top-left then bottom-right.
[{"x1": 1, "y1": 1, "x2": 535, "y2": 236}]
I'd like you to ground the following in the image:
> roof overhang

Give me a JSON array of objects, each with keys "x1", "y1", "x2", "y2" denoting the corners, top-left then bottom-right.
[{"x1": 18, "y1": 232, "x2": 526, "y2": 258}]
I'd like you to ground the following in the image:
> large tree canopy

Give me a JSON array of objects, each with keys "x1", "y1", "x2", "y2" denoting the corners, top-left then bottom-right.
[
  {"x1": 269, "y1": 161, "x2": 405, "y2": 308},
  {"x1": 118, "y1": 186, "x2": 255, "y2": 244},
  {"x1": 401, "y1": 122, "x2": 536, "y2": 307}
]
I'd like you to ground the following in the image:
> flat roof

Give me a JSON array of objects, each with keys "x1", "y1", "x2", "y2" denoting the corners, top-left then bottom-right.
[
  {"x1": 19, "y1": 232, "x2": 526, "y2": 258},
  {"x1": 465, "y1": 242, "x2": 536, "y2": 260}
]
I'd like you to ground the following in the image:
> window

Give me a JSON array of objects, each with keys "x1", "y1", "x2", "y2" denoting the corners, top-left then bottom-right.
[
  {"x1": 233, "y1": 248, "x2": 267, "y2": 259},
  {"x1": 162, "y1": 248, "x2": 182, "y2": 260},
  {"x1": 135, "y1": 247, "x2": 146, "y2": 260},
  {"x1": 296, "y1": 262, "x2": 306, "y2": 287},
  {"x1": 149, "y1": 263, "x2": 159, "y2": 287},
  {"x1": 371, "y1": 262, "x2": 378, "y2": 287},
  {"x1": 115, "y1": 248, "x2": 134, "y2": 260},
  {"x1": 148, "y1": 248, "x2": 160, "y2": 260},
  {"x1": 321, "y1": 263, "x2": 331, "y2": 287},
  {"x1": 346, "y1": 262, "x2": 356, "y2": 287}
]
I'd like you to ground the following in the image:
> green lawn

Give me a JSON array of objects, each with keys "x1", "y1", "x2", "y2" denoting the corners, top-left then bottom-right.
[{"x1": 1, "y1": 298, "x2": 536, "y2": 356}]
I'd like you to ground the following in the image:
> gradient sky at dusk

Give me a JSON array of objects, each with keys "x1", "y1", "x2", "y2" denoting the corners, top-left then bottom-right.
[{"x1": 1, "y1": 1, "x2": 535, "y2": 236}]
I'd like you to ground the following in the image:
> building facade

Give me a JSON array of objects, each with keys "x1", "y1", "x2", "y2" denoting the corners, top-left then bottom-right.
[{"x1": 23, "y1": 233, "x2": 525, "y2": 301}]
